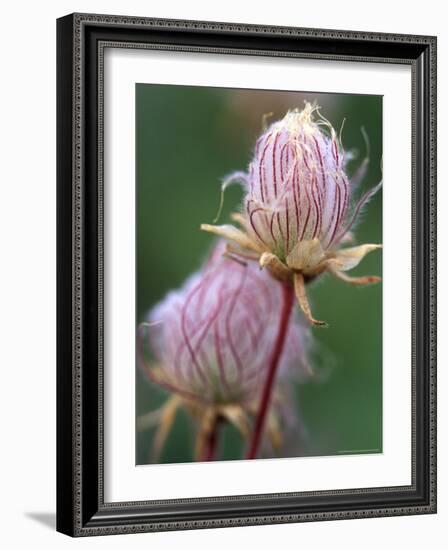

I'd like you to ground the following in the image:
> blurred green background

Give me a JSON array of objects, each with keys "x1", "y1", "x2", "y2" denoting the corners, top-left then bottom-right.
[{"x1": 136, "y1": 84, "x2": 382, "y2": 465}]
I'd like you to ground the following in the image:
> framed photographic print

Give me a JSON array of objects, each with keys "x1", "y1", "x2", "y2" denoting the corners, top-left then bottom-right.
[{"x1": 56, "y1": 13, "x2": 437, "y2": 536}]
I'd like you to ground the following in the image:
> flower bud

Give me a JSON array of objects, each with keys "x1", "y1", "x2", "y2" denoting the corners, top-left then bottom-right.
[
  {"x1": 143, "y1": 243, "x2": 311, "y2": 406},
  {"x1": 246, "y1": 103, "x2": 353, "y2": 257},
  {"x1": 201, "y1": 103, "x2": 382, "y2": 326}
]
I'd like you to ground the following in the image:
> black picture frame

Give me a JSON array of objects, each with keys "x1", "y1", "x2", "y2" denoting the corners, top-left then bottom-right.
[{"x1": 57, "y1": 13, "x2": 437, "y2": 536}]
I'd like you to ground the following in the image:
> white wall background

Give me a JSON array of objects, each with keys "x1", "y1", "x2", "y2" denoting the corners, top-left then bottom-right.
[{"x1": 0, "y1": 1, "x2": 444, "y2": 548}]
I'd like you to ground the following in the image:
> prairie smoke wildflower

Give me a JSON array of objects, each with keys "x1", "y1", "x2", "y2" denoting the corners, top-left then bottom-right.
[
  {"x1": 202, "y1": 102, "x2": 382, "y2": 326},
  {"x1": 138, "y1": 243, "x2": 311, "y2": 461}
]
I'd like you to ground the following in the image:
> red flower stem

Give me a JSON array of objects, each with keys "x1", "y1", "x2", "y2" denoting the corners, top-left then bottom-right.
[
  {"x1": 199, "y1": 422, "x2": 220, "y2": 462},
  {"x1": 246, "y1": 281, "x2": 295, "y2": 459}
]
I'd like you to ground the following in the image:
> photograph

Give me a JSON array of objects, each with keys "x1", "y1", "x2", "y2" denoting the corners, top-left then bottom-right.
[{"x1": 135, "y1": 85, "x2": 383, "y2": 465}]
